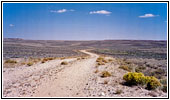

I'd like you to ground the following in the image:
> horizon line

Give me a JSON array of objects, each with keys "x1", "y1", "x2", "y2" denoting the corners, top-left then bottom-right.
[{"x1": 3, "y1": 38, "x2": 167, "y2": 41}]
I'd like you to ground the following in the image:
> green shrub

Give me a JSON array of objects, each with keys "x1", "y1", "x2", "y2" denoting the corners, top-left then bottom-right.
[
  {"x1": 123, "y1": 72, "x2": 161, "y2": 90},
  {"x1": 160, "y1": 79, "x2": 167, "y2": 85},
  {"x1": 101, "y1": 71, "x2": 111, "y2": 78},
  {"x1": 161, "y1": 85, "x2": 167, "y2": 93}
]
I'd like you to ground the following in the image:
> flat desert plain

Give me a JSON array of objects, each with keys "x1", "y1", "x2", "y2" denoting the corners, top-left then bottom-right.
[{"x1": 3, "y1": 38, "x2": 167, "y2": 97}]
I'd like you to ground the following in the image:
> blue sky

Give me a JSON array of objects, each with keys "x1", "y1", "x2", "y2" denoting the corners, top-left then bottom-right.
[{"x1": 3, "y1": 3, "x2": 167, "y2": 40}]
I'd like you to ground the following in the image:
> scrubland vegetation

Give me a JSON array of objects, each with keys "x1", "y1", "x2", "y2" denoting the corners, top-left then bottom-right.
[
  {"x1": 3, "y1": 38, "x2": 167, "y2": 97},
  {"x1": 123, "y1": 72, "x2": 161, "y2": 90}
]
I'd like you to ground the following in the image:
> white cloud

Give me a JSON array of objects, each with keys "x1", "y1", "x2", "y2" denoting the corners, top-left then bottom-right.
[
  {"x1": 9, "y1": 24, "x2": 14, "y2": 27},
  {"x1": 57, "y1": 9, "x2": 67, "y2": 13},
  {"x1": 139, "y1": 14, "x2": 159, "y2": 18},
  {"x1": 89, "y1": 10, "x2": 111, "y2": 15},
  {"x1": 50, "y1": 9, "x2": 75, "y2": 13}
]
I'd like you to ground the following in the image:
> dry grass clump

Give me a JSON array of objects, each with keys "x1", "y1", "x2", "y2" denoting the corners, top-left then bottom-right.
[
  {"x1": 119, "y1": 65, "x2": 132, "y2": 72},
  {"x1": 81, "y1": 57, "x2": 86, "y2": 59},
  {"x1": 94, "y1": 69, "x2": 99, "y2": 73},
  {"x1": 27, "y1": 62, "x2": 33, "y2": 66},
  {"x1": 5, "y1": 59, "x2": 17, "y2": 64},
  {"x1": 77, "y1": 58, "x2": 81, "y2": 60},
  {"x1": 97, "y1": 62, "x2": 105, "y2": 66},
  {"x1": 21, "y1": 62, "x2": 26, "y2": 65},
  {"x1": 60, "y1": 57, "x2": 66, "y2": 60},
  {"x1": 96, "y1": 57, "x2": 109, "y2": 66},
  {"x1": 103, "y1": 59, "x2": 108, "y2": 63},
  {"x1": 61, "y1": 61, "x2": 68, "y2": 65},
  {"x1": 41, "y1": 60, "x2": 46, "y2": 63},
  {"x1": 103, "y1": 80, "x2": 109, "y2": 84},
  {"x1": 108, "y1": 59, "x2": 113, "y2": 62},
  {"x1": 100, "y1": 71, "x2": 111, "y2": 78},
  {"x1": 96, "y1": 57, "x2": 104, "y2": 62},
  {"x1": 41, "y1": 57, "x2": 55, "y2": 63},
  {"x1": 115, "y1": 89, "x2": 123, "y2": 94}
]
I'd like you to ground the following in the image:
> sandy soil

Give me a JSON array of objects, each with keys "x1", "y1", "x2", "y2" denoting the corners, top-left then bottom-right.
[{"x1": 3, "y1": 50, "x2": 167, "y2": 97}]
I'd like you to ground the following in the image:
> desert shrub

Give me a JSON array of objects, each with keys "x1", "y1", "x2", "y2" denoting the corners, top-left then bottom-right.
[
  {"x1": 161, "y1": 85, "x2": 167, "y2": 93},
  {"x1": 41, "y1": 60, "x2": 45, "y2": 63},
  {"x1": 96, "y1": 57, "x2": 105, "y2": 62},
  {"x1": 61, "y1": 61, "x2": 68, "y2": 65},
  {"x1": 5, "y1": 59, "x2": 17, "y2": 64},
  {"x1": 146, "y1": 76, "x2": 161, "y2": 90},
  {"x1": 102, "y1": 59, "x2": 108, "y2": 63},
  {"x1": 96, "y1": 57, "x2": 109, "y2": 66},
  {"x1": 103, "y1": 80, "x2": 108, "y2": 84},
  {"x1": 151, "y1": 68, "x2": 166, "y2": 79},
  {"x1": 108, "y1": 59, "x2": 113, "y2": 62},
  {"x1": 115, "y1": 89, "x2": 123, "y2": 94},
  {"x1": 97, "y1": 62, "x2": 105, "y2": 66},
  {"x1": 81, "y1": 57, "x2": 86, "y2": 59},
  {"x1": 42, "y1": 58, "x2": 48, "y2": 62},
  {"x1": 123, "y1": 72, "x2": 146, "y2": 85},
  {"x1": 149, "y1": 68, "x2": 166, "y2": 79},
  {"x1": 119, "y1": 65, "x2": 132, "y2": 72},
  {"x1": 135, "y1": 66, "x2": 146, "y2": 73},
  {"x1": 60, "y1": 57, "x2": 66, "y2": 60},
  {"x1": 96, "y1": 57, "x2": 104, "y2": 61},
  {"x1": 160, "y1": 79, "x2": 167, "y2": 85},
  {"x1": 47, "y1": 57, "x2": 55, "y2": 60},
  {"x1": 27, "y1": 62, "x2": 33, "y2": 66},
  {"x1": 101, "y1": 71, "x2": 111, "y2": 78},
  {"x1": 123, "y1": 72, "x2": 161, "y2": 90},
  {"x1": 77, "y1": 58, "x2": 81, "y2": 60},
  {"x1": 94, "y1": 69, "x2": 99, "y2": 73},
  {"x1": 41, "y1": 57, "x2": 55, "y2": 63}
]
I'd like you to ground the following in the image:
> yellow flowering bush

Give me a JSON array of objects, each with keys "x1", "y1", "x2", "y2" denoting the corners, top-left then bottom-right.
[
  {"x1": 123, "y1": 72, "x2": 161, "y2": 90},
  {"x1": 147, "y1": 76, "x2": 161, "y2": 90}
]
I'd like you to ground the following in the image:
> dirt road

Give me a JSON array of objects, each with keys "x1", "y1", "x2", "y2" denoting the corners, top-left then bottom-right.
[
  {"x1": 33, "y1": 50, "x2": 98, "y2": 97},
  {"x1": 3, "y1": 50, "x2": 99, "y2": 97}
]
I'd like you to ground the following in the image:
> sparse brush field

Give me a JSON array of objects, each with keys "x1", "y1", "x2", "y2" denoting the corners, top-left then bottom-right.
[{"x1": 3, "y1": 38, "x2": 167, "y2": 97}]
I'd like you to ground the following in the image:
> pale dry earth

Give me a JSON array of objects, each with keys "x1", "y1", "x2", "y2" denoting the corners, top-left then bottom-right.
[{"x1": 3, "y1": 50, "x2": 167, "y2": 97}]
